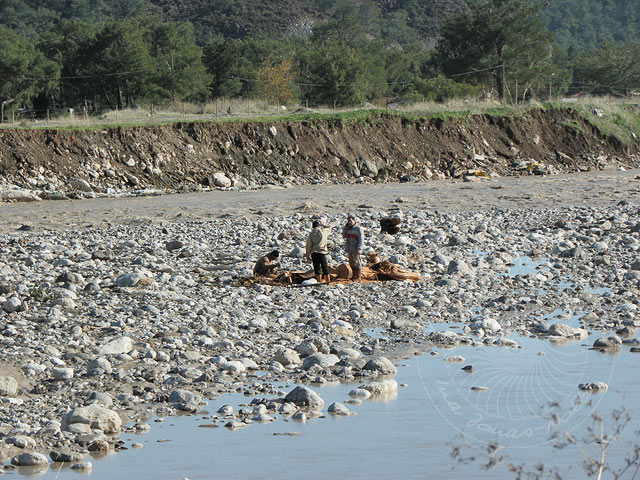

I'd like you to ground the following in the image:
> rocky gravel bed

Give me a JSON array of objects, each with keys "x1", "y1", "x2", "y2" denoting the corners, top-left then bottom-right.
[{"x1": 0, "y1": 193, "x2": 639, "y2": 472}]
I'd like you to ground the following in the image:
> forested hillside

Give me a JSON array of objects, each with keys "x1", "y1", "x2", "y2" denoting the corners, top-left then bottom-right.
[
  {"x1": 0, "y1": 0, "x2": 638, "y2": 119},
  {"x1": 540, "y1": 0, "x2": 640, "y2": 49},
  {"x1": 2, "y1": 0, "x2": 638, "y2": 48}
]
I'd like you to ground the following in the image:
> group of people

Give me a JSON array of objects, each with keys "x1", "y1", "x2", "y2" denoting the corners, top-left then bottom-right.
[{"x1": 253, "y1": 214, "x2": 365, "y2": 283}]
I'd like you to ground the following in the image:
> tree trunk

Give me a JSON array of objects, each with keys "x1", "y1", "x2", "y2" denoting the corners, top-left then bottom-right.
[
  {"x1": 496, "y1": 75, "x2": 504, "y2": 101},
  {"x1": 496, "y1": 48, "x2": 505, "y2": 102}
]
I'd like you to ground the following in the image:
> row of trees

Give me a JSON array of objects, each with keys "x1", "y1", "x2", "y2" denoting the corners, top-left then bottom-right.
[{"x1": 1, "y1": 0, "x2": 639, "y2": 119}]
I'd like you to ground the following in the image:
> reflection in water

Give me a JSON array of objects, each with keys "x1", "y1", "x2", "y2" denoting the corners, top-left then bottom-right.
[{"x1": 505, "y1": 255, "x2": 550, "y2": 278}]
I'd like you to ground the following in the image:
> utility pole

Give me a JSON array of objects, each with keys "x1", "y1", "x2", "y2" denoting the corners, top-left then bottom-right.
[
  {"x1": 171, "y1": 53, "x2": 175, "y2": 104},
  {"x1": 501, "y1": 63, "x2": 506, "y2": 103},
  {"x1": 1, "y1": 99, "x2": 15, "y2": 124}
]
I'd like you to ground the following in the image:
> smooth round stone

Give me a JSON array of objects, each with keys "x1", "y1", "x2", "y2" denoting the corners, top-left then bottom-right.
[
  {"x1": 13, "y1": 452, "x2": 49, "y2": 466},
  {"x1": 302, "y1": 353, "x2": 339, "y2": 371},
  {"x1": 115, "y1": 272, "x2": 144, "y2": 287},
  {"x1": 327, "y1": 402, "x2": 350, "y2": 415},
  {"x1": 71, "y1": 462, "x2": 93, "y2": 471},
  {"x1": 3, "y1": 296, "x2": 22, "y2": 313},
  {"x1": 87, "y1": 357, "x2": 113, "y2": 375},
  {"x1": 593, "y1": 336, "x2": 622, "y2": 348},
  {"x1": 444, "y1": 355, "x2": 465, "y2": 363},
  {"x1": 273, "y1": 349, "x2": 301, "y2": 366},
  {"x1": 278, "y1": 403, "x2": 297, "y2": 415},
  {"x1": 62, "y1": 405, "x2": 122, "y2": 434},
  {"x1": 0, "y1": 376, "x2": 18, "y2": 396},
  {"x1": 224, "y1": 361, "x2": 247, "y2": 374},
  {"x1": 9, "y1": 435, "x2": 36, "y2": 449},
  {"x1": 291, "y1": 411, "x2": 307, "y2": 422},
  {"x1": 363, "y1": 357, "x2": 397, "y2": 376},
  {"x1": 361, "y1": 379, "x2": 397, "y2": 396},
  {"x1": 50, "y1": 451, "x2": 84, "y2": 463},
  {"x1": 348, "y1": 388, "x2": 372, "y2": 399},
  {"x1": 284, "y1": 386, "x2": 324, "y2": 410},
  {"x1": 217, "y1": 405, "x2": 234, "y2": 416},
  {"x1": 225, "y1": 420, "x2": 250, "y2": 430},
  {"x1": 51, "y1": 367, "x2": 74, "y2": 380},
  {"x1": 168, "y1": 390, "x2": 202, "y2": 405}
]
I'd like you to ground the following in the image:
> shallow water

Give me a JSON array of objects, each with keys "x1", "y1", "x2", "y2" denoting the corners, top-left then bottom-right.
[
  {"x1": 23, "y1": 330, "x2": 640, "y2": 480},
  {"x1": 505, "y1": 255, "x2": 550, "y2": 278}
]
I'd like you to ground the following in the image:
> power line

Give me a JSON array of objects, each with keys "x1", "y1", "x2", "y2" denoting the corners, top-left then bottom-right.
[
  {"x1": 447, "y1": 64, "x2": 504, "y2": 77},
  {"x1": 20, "y1": 69, "x2": 156, "y2": 81},
  {"x1": 230, "y1": 76, "x2": 413, "y2": 88},
  {"x1": 231, "y1": 65, "x2": 505, "y2": 88},
  {"x1": 18, "y1": 62, "x2": 503, "y2": 88}
]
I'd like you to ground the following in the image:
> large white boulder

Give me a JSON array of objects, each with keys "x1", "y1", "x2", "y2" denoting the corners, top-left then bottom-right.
[{"x1": 62, "y1": 405, "x2": 122, "y2": 434}]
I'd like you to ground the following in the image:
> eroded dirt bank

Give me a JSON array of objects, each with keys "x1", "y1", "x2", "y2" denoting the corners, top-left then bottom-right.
[{"x1": 0, "y1": 108, "x2": 638, "y2": 200}]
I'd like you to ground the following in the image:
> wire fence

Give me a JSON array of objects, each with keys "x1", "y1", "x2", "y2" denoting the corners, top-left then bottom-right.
[
  {"x1": 0, "y1": 94, "x2": 638, "y2": 130},
  {"x1": 0, "y1": 97, "x2": 457, "y2": 128}
]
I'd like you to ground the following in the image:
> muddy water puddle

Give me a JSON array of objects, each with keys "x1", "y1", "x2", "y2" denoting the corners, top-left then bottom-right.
[{"x1": 26, "y1": 329, "x2": 640, "y2": 480}]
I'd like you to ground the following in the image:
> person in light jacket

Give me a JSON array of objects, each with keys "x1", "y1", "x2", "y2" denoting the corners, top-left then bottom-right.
[
  {"x1": 305, "y1": 219, "x2": 331, "y2": 283},
  {"x1": 342, "y1": 214, "x2": 364, "y2": 281}
]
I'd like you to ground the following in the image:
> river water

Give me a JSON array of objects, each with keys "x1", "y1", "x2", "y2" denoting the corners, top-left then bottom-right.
[{"x1": 21, "y1": 328, "x2": 640, "y2": 480}]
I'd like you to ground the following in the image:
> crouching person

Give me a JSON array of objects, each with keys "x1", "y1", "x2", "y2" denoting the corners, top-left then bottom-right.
[{"x1": 253, "y1": 250, "x2": 280, "y2": 277}]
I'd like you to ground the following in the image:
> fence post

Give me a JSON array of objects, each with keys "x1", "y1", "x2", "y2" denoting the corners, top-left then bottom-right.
[
  {"x1": 151, "y1": 103, "x2": 154, "y2": 117},
  {"x1": 116, "y1": 105, "x2": 118, "y2": 122},
  {"x1": 47, "y1": 109, "x2": 50, "y2": 123},
  {"x1": 215, "y1": 101, "x2": 218, "y2": 117},
  {"x1": 247, "y1": 98, "x2": 249, "y2": 116},
  {"x1": 12, "y1": 111, "x2": 15, "y2": 124},
  {"x1": 333, "y1": 99, "x2": 336, "y2": 110}
]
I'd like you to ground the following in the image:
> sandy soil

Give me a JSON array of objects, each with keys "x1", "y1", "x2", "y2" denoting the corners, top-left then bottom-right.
[{"x1": 1, "y1": 169, "x2": 640, "y2": 234}]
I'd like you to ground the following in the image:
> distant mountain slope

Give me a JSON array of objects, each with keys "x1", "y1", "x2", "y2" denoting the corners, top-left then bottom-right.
[
  {"x1": 374, "y1": 0, "x2": 467, "y2": 40},
  {"x1": 148, "y1": 0, "x2": 321, "y2": 40},
  {"x1": 539, "y1": 0, "x2": 640, "y2": 49},
  {"x1": 1, "y1": 0, "x2": 639, "y2": 49}
]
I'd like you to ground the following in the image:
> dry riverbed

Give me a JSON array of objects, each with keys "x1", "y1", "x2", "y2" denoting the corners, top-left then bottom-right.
[{"x1": 0, "y1": 169, "x2": 639, "y2": 473}]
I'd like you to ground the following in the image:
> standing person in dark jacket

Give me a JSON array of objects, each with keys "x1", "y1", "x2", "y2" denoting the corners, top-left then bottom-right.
[
  {"x1": 305, "y1": 219, "x2": 331, "y2": 283},
  {"x1": 342, "y1": 214, "x2": 364, "y2": 281}
]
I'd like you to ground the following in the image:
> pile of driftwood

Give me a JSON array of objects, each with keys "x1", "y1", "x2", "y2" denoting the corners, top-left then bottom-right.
[
  {"x1": 333, "y1": 260, "x2": 421, "y2": 282},
  {"x1": 253, "y1": 256, "x2": 421, "y2": 286}
]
